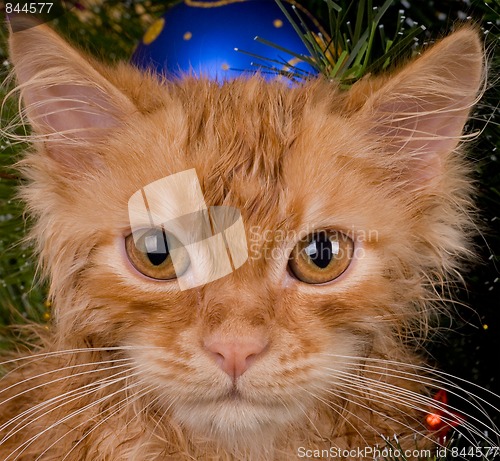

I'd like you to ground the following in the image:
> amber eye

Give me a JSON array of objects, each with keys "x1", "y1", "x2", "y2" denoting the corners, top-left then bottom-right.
[
  {"x1": 125, "y1": 228, "x2": 189, "y2": 280},
  {"x1": 288, "y1": 231, "x2": 354, "y2": 284}
]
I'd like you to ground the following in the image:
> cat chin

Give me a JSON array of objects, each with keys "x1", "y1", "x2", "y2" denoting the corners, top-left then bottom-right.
[{"x1": 170, "y1": 398, "x2": 298, "y2": 445}]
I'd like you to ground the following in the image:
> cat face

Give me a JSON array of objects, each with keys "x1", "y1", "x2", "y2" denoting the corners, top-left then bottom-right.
[
  {"x1": 35, "y1": 79, "x2": 395, "y2": 437},
  {"x1": 7, "y1": 17, "x2": 483, "y2": 446}
]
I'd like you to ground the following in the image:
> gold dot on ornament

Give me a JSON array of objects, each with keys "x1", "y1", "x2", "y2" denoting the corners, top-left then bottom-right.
[
  {"x1": 183, "y1": 31, "x2": 192, "y2": 41},
  {"x1": 143, "y1": 18, "x2": 165, "y2": 45},
  {"x1": 221, "y1": 63, "x2": 230, "y2": 71},
  {"x1": 43, "y1": 312, "x2": 51, "y2": 321},
  {"x1": 483, "y1": 324, "x2": 489, "y2": 330},
  {"x1": 273, "y1": 19, "x2": 283, "y2": 28}
]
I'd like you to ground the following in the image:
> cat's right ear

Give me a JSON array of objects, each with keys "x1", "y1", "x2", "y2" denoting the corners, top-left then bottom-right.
[{"x1": 8, "y1": 15, "x2": 136, "y2": 169}]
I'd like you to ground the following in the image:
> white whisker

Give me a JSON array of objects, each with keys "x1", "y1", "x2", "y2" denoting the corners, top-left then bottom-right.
[
  {"x1": 0, "y1": 346, "x2": 162, "y2": 369},
  {"x1": 330, "y1": 371, "x2": 494, "y2": 446},
  {"x1": 319, "y1": 354, "x2": 500, "y2": 408},
  {"x1": 57, "y1": 385, "x2": 159, "y2": 461},
  {"x1": 0, "y1": 357, "x2": 134, "y2": 398},
  {"x1": 0, "y1": 366, "x2": 137, "y2": 434},
  {"x1": 5, "y1": 377, "x2": 148, "y2": 461},
  {"x1": 295, "y1": 383, "x2": 372, "y2": 448},
  {"x1": 0, "y1": 369, "x2": 143, "y2": 449}
]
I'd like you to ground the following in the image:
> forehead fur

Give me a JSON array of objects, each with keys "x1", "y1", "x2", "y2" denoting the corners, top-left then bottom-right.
[
  {"x1": 104, "y1": 70, "x2": 346, "y2": 183},
  {"x1": 39, "y1": 70, "x2": 386, "y2": 232}
]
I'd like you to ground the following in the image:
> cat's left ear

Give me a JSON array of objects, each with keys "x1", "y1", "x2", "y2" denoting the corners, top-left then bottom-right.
[
  {"x1": 358, "y1": 27, "x2": 484, "y2": 185},
  {"x1": 8, "y1": 15, "x2": 137, "y2": 168}
]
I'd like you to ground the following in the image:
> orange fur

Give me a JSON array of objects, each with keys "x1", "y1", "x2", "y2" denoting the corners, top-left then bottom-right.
[{"x1": 0, "y1": 18, "x2": 485, "y2": 460}]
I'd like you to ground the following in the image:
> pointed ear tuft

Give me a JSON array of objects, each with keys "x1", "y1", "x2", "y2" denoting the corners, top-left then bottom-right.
[
  {"x1": 8, "y1": 16, "x2": 136, "y2": 168},
  {"x1": 360, "y1": 27, "x2": 484, "y2": 186}
]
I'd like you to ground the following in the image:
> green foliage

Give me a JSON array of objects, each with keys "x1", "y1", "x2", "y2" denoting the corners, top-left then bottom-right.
[
  {"x1": 250, "y1": 0, "x2": 425, "y2": 85},
  {"x1": 0, "y1": 25, "x2": 41, "y2": 348}
]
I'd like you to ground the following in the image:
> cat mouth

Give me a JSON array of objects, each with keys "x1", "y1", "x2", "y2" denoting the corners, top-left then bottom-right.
[
  {"x1": 195, "y1": 385, "x2": 278, "y2": 407},
  {"x1": 223, "y1": 386, "x2": 249, "y2": 402},
  {"x1": 172, "y1": 388, "x2": 302, "y2": 439}
]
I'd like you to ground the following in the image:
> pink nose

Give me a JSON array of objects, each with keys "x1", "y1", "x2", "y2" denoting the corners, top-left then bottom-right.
[{"x1": 205, "y1": 338, "x2": 267, "y2": 380}]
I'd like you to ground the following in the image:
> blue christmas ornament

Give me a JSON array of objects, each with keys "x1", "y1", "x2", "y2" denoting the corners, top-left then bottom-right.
[{"x1": 131, "y1": 0, "x2": 323, "y2": 81}]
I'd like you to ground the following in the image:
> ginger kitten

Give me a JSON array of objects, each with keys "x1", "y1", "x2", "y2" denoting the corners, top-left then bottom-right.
[{"x1": 0, "y1": 16, "x2": 488, "y2": 461}]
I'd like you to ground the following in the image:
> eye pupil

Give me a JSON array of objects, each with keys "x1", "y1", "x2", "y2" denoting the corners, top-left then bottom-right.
[
  {"x1": 307, "y1": 233, "x2": 335, "y2": 269},
  {"x1": 144, "y1": 230, "x2": 169, "y2": 266},
  {"x1": 147, "y1": 249, "x2": 168, "y2": 266}
]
